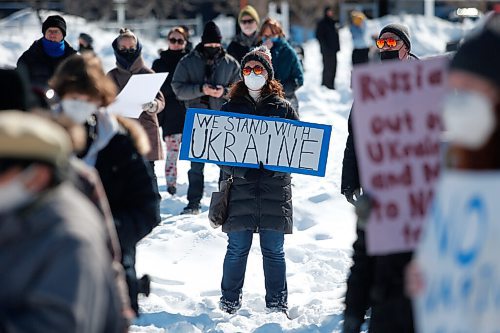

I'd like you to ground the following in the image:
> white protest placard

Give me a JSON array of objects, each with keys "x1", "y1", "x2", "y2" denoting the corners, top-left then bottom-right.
[
  {"x1": 414, "y1": 171, "x2": 500, "y2": 333},
  {"x1": 351, "y1": 56, "x2": 448, "y2": 255},
  {"x1": 179, "y1": 108, "x2": 332, "y2": 176},
  {"x1": 108, "y1": 72, "x2": 168, "y2": 118}
]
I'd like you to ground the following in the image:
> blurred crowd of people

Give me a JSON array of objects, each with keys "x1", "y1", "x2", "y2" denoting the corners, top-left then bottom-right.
[{"x1": 1, "y1": 4, "x2": 499, "y2": 333}]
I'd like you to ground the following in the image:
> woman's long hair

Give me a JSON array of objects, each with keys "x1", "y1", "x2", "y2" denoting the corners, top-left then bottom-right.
[{"x1": 229, "y1": 78, "x2": 285, "y2": 100}]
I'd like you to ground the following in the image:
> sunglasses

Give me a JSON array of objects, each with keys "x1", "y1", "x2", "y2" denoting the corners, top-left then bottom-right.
[
  {"x1": 242, "y1": 65, "x2": 264, "y2": 76},
  {"x1": 168, "y1": 38, "x2": 185, "y2": 45},
  {"x1": 240, "y1": 19, "x2": 255, "y2": 25},
  {"x1": 376, "y1": 38, "x2": 400, "y2": 49},
  {"x1": 119, "y1": 48, "x2": 137, "y2": 54}
]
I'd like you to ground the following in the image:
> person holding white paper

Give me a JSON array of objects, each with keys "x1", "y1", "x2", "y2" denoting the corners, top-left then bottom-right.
[
  {"x1": 108, "y1": 28, "x2": 165, "y2": 171},
  {"x1": 50, "y1": 53, "x2": 161, "y2": 315}
]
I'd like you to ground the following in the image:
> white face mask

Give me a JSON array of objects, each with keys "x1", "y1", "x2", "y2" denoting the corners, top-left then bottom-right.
[
  {"x1": 244, "y1": 73, "x2": 267, "y2": 91},
  {"x1": 0, "y1": 166, "x2": 36, "y2": 213},
  {"x1": 442, "y1": 90, "x2": 497, "y2": 150},
  {"x1": 61, "y1": 99, "x2": 98, "y2": 124}
]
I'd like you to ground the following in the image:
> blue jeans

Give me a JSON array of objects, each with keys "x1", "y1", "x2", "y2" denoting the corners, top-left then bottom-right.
[{"x1": 221, "y1": 230, "x2": 288, "y2": 309}]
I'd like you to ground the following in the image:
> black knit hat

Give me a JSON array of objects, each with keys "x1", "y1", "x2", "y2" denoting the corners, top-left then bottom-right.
[
  {"x1": 201, "y1": 21, "x2": 222, "y2": 44},
  {"x1": 379, "y1": 23, "x2": 411, "y2": 51},
  {"x1": 42, "y1": 15, "x2": 67, "y2": 37},
  {"x1": 450, "y1": 18, "x2": 500, "y2": 88},
  {"x1": 241, "y1": 46, "x2": 274, "y2": 80}
]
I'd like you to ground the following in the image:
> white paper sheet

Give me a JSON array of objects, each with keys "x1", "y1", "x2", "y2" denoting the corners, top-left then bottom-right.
[{"x1": 108, "y1": 72, "x2": 168, "y2": 118}]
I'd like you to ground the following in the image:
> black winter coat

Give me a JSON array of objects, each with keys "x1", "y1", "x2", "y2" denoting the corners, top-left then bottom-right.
[
  {"x1": 171, "y1": 43, "x2": 241, "y2": 111},
  {"x1": 227, "y1": 32, "x2": 260, "y2": 62},
  {"x1": 344, "y1": 228, "x2": 414, "y2": 333},
  {"x1": 219, "y1": 94, "x2": 299, "y2": 234},
  {"x1": 94, "y1": 129, "x2": 161, "y2": 250},
  {"x1": 152, "y1": 49, "x2": 188, "y2": 136},
  {"x1": 17, "y1": 38, "x2": 76, "y2": 89},
  {"x1": 341, "y1": 108, "x2": 360, "y2": 195},
  {"x1": 315, "y1": 16, "x2": 340, "y2": 55}
]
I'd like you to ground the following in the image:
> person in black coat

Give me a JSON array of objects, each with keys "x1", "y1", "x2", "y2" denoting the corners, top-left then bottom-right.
[
  {"x1": 227, "y1": 5, "x2": 261, "y2": 62},
  {"x1": 342, "y1": 24, "x2": 417, "y2": 333},
  {"x1": 50, "y1": 53, "x2": 161, "y2": 315},
  {"x1": 152, "y1": 26, "x2": 189, "y2": 196},
  {"x1": 315, "y1": 7, "x2": 340, "y2": 89},
  {"x1": 17, "y1": 15, "x2": 76, "y2": 90},
  {"x1": 217, "y1": 46, "x2": 299, "y2": 316}
]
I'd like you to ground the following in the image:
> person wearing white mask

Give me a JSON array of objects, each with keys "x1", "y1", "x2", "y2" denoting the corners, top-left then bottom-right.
[
  {"x1": 217, "y1": 46, "x2": 299, "y2": 316},
  {"x1": 49, "y1": 53, "x2": 161, "y2": 315},
  {"x1": 0, "y1": 111, "x2": 125, "y2": 333},
  {"x1": 407, "y1": 15, "x2": 500, "y2": 301}
]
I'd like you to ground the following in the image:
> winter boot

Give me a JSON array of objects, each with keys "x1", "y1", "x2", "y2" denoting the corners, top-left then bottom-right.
[
  {"x1": 219, "y1": 297, "x2": 241, "y2": 314},
  {"x1": 180, "y1": 204, "x2": 200, "y2": 215},
  {"x1": 167, "y1": 185, "x2": 176, "y2": 195},
  {"x1": 137, "y1": 274, "x2": 151, "y2": 297}
]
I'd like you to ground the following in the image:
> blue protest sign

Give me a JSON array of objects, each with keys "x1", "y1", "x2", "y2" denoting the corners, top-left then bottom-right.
[{"x1": 180, "y1": 108, "x2": 332, "y2": 176}]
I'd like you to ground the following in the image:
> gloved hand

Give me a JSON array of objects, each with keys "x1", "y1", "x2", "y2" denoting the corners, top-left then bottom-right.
[
  {"x1": 344, "y1": 188, "x2": 361, "y2": 205},
  {"x1": 142, "y1": 101, "x2": 158, "y2": 113}
]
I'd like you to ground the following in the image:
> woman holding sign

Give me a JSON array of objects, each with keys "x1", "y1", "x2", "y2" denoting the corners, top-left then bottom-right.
[{"x1": 217, "y1": 46, "x2": 299, "y2": 316}]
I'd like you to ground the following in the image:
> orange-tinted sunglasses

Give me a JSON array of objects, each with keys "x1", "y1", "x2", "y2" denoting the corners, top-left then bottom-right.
[
  {"x1": 376, "y1": 37, "x2": 399, "y2": 49},
  {"x1": 242, "y1": 65, "x2": 264, "y2": 76}
]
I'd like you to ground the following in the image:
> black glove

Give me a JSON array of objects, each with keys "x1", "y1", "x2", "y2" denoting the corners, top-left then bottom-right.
[{"x1": 344, "y1": 188, "x2": 361, "y2": 205}]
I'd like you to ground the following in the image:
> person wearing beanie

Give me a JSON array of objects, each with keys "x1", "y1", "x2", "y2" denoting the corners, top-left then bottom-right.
[
  {"x1": 78, "y1": 32, "x2": 94, "y2": 53},
  {"x1": 406, "y1": 16, "x2": 500, "y2": 333},
  {"x1": 108, "y1": 28, "x2": 165, "y2": 168},
  {"x1": 16, "y1": 14, "x2": 76, "y2": 90},
  {"x1": 0, "y1": 67, "x2": 38, "y2": 111},
  {"x1": 0, "y1": 111, "x2": 125, "y2": 333},
  {"x1": 341, "y1": 23, "x2": 419, "y2": 333},
  {"x1": 377, "y1": 23, "x2": 417, "y2": 61},
  {"x1": 259, "y1": 18, "x2": 304, "y2": 111},
  {"x1": 217, "y1": 46, "x2": 298, "y2": 316},
  {"x1": 171, "y1": 21, "x2": 240, "y2": 215},
  {"x1": 227, "y1": 5, "x2": 261, "y2": 62},
  {"x1": 349, "y1": 10, "x2": 370, "y2": 65},
  {"x1": 315, "y1": 6, "x2": 340, "y2": 89}
]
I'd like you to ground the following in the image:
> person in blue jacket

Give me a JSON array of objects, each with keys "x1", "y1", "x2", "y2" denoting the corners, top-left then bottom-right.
[{"x1": 259, "y1": 18, "x2": 304, "y2": 112}]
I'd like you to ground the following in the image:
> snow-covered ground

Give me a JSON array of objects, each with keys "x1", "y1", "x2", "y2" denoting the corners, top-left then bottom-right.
[{"x1": 0, "y1": 9, "x2": 475, "y2": 332}]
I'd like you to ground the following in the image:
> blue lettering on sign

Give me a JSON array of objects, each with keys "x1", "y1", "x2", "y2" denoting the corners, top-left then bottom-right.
[{"x1": 432, "y1": 195, "x2": 487, "y2": 267}]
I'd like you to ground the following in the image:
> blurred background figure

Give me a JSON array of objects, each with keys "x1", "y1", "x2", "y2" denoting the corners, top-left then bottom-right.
[
  {"x1": 227, "y1": 5, "x2": 261, "y2": 62},
  {"x1": 0, "y1": 68, "x2": 38, "y2": 111},
  {"x1": 78, "y1": 32, "x2": 94, "y2": 53},
  {"x1": 349, "y1": 11, "x2": 370, "y2": 65},
  {"x1": 50, "y1": 53, "x2": 161, "y2": 315},
  {"x1": 171, "y1": 20, "x2": 240, "y2": 215},
  {"x1": 152, "y1": 26, "x2": 189, "y2": 196},
  {"x1": 0, "y1": 111, "x2": 124, "y2": 333},
  {"x1": 17, "y1": 15, "x2": 76, "y2": 91},
  {"x1": 260, "y1": 18, "x2": 304, "y2": 112},
  {"x1": 315, "y1": 6, "x2": 340, "y2": 89}
]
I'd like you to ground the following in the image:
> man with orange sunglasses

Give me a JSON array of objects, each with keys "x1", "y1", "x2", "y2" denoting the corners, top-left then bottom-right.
[
  {"x1": 376, "y1": 23, "x2": 417, "y2": 61},
  {"x1": 341, "y1": 23, "x2": 418, "y2": 333}
]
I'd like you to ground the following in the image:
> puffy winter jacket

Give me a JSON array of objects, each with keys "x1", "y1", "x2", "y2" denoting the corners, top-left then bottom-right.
[
  {"x1": 171, "y1": 43, "x2": 241, "y2": 111},
  {"x1": 152, "y1": 49, "x2": 188, "y2": 136},
  {"x1": 219, "y1": 94, "x2": 299, "y2": 234},
  {"x1": 17, "y1": 38, "x2": 76, "y2": 89}
]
